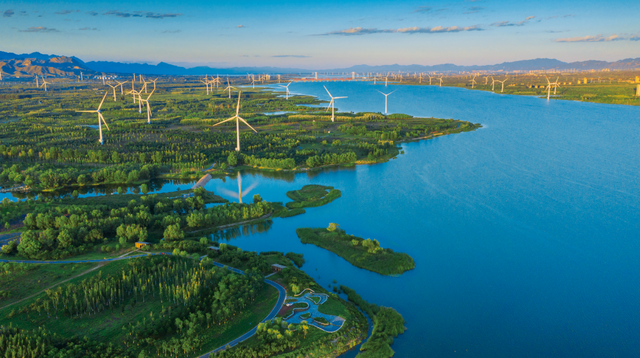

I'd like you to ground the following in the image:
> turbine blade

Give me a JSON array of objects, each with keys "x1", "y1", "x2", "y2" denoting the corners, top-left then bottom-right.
[
  {"x1": 99, "y1": 113, "x2": 110, "y2": 131},
  {"x1": 324, "y1": 85, "x2": 332, "y2": 98},
  {"x1": 76, "y1": 110, "x2": 97, "y2": 113},
  {"x1": 238, "y1": 117, "x2": 258, "y2": 133},
  {"x1": 236, "y1": 92, "x2": 241, "y2": 116},
  {"x1": 97, "y1": 91, "x2": 108, "y2": 110},
  {"x1": 212, "y1": 117, "x2": 236, "y2": 127}
]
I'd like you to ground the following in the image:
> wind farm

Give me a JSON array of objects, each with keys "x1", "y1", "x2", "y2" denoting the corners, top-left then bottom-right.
[{"x1": 1, "y1": 1, "x2": 639, "y2": 358}]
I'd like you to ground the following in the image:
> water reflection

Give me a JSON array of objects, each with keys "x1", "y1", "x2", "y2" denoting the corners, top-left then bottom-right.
[
  {"x1": 207, "y1": 220, "x2": 273, "y2": 242},
  {"x1": 218, "y1": 172, "x2": 258, "y2": 203}
]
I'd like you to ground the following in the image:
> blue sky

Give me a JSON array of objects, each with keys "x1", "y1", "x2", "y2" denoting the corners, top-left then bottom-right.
[{"x1": 1, "y1": 0, "x2": 638, "y2": 69}]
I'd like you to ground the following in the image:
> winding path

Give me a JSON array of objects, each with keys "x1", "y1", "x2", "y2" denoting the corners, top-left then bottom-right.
[{"x1": 0, "y1": 252, "x2": 287, "y2": 357}]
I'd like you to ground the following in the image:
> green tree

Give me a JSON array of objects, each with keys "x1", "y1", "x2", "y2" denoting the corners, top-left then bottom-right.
[
  {"x1": 227, "y1": 152, "x2": 237, "y2": 166},
  {"x1": 327, "y1": 223, "x2": 339, "y2": 232},
  {"x1": 164, "y1": 224, "x2": 185, "y2": 242},
  {"x1": 253, "y1": 194, "x2": 263, "y2": 203},
  {"x1": 140, "y1": 183, "x2": 149, "y2": 194}
]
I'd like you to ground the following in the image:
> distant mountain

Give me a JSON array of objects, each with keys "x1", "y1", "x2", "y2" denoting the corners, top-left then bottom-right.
[
  {"x1": 1, "y1": 50, "x2": 639, "y2": 77},
  {"x1": 84, "y1": 61, "x2": 309, "y2": 76},
  {"x1": 0, "y1": 55, "x2": 91, "y2": 77},
  {"x1": 327, "y1": 58, "x2": 640, "y2": 73}
]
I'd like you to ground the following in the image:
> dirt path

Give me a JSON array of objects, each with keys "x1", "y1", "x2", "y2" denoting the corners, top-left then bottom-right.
[{"x1": 0, "y1": 263, "x2": 106, "y2": 311}]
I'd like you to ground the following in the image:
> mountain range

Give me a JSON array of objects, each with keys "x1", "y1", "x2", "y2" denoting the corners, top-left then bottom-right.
[{"x1": 1, "y1": 50, "x2": 639, "y2": 77}]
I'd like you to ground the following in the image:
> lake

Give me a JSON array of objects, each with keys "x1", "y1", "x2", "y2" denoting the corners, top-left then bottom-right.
[
  {"x1": 204, "y1": 82, "x2": 640, "y2": 358},
  {"x1": 3, "y1": 81, "x2": 640, "y2": 357}
]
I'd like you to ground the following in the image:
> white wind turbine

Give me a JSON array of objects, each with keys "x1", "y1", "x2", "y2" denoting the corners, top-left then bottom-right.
[
  {"x1": 491, "y1": 77, "x2": 496, "y2": 91},
  {"x1": 76, "y1": 92, "x2": 110, "y2": 145},
  {"x1": 40, "y1": 78, "x2": 50, "y2": 92},
  {"x1": 377, "y1": 90, "x2": 395, "y2": 114},
  {"x1": 116, "y1": 80, "x2": 128, "y2": 95},
  {"x1": 279, "y1": 82, "x2": 292, "y2": 100},
  {"x1": 201, "y1": 78, "x2": 210, "y2": 95},
  {"x1": 35, "y1": 75, "x2": 39, "y2": 88},
  {"x1": 545, "y1": 76, "x2": 560, "y2": 100},
  {"x1": 224, "y1": 78, "x2": 235, "y2": 99},
  {"x1": 470, "y1": 74, "x2": 477, "y2": 89},
  {"x1": 212, "y1": 91, "x2": 258, "y2": 152},
  {"x1": 139, "y1": 89, "x2": 155, "y2": 124},
  {"x1": 497, "y1": 78, "x2": 508, "y2": 93},
  {"x1": 323, "y1": 86, "x2": 347, "y2": 122},
  {"x1": 107, "y1": 83, "x2": 118, "y2": 101},
  {"x1": 438, "y1": 76, "x2": 443, "y2": 87}
]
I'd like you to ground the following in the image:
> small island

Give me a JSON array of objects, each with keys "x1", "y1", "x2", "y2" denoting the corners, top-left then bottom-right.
[
  {"x1": 296, "y1": 225, "x2": 415, "y2": 276},
  {"x1": 277, "y1": 185, "x2": 342, "y2": 217}
]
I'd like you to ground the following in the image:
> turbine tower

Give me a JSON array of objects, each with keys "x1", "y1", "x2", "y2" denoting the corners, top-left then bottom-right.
[
  {"x1": 279, "y1": 82, "x2": 292, "y2": 100},
  {"x1": 323, "y1": 86, "x2": 347, "y2": 122},
  {"x1": 224, "y1": 78, "x2": 235, "y2": 99},
  {"x1": 139, "y1": 89, "x2": 155, "y2": 124},
  {"x1": 497, "y1": 78, "x2": 508, "y2": 93},
  {"x1": 377, "y1": 90, "x2": 395, "y2": 114},
  {"x1": 107, "y1": 83, "x2": 118, "y2": 101},
  {"x1": 76, "y1": 92, "x2": 110, "y2": 145},
  {"x1": 212, "y1": 92, "x2": 258, "y2": 152}
]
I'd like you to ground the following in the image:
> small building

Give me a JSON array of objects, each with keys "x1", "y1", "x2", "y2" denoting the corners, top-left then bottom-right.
[
  {"x1": 271, "y1": 264, "x2": 287, "y2": 273},
  {"x1": 208, "y1": 246, "x2": 220, "y2": 251},
  {"x1": 135, "y1": 242, "x2": 150, "y2": 249}
]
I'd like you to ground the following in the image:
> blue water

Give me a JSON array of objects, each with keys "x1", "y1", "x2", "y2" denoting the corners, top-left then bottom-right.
[
  {"x1": 2, "y1": 82, "x2": 640, "y2": 357},
  {"x1": 204, "y1": 82, "x2": 640, "y2": 358}
]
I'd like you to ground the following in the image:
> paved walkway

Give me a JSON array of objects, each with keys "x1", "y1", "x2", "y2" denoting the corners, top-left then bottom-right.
[
  {"x1": 283, "y1": 289, "x2": 345, "y2": 333},
  {"x1": 0, "y1": 252, "x2": 167, "y2": 264},
  {"x1": 0, "y1": 232, "x2": 21, "y2": 246}
]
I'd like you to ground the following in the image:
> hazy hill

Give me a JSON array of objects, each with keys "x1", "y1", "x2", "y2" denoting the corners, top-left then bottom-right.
[
  {"x1": 1, "y1": 50, "x2": 639, "y2": 77},
  {"x1": 0, "y1": 55, "x2": 90, "y2": 77}
]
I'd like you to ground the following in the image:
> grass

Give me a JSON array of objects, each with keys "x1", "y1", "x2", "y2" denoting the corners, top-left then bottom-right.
[
  {"x1": 0, "y1": 262, "x2": 98, "y2": 307},
  {"x1": 278, "y1": 207, "x2": 306, "y2": 218},
  {"x1": 296, "y1": 228, "x2": 415, "y2": 276},
  {"x1": 300, "y1": 312, "x2": 311, "y2": 320},
  {"x1": 285, "y1": 185, "x2": 342, "y2": 209},
  {"x1": 318, "y1": 296, "x2": 351, "y2": 320}
]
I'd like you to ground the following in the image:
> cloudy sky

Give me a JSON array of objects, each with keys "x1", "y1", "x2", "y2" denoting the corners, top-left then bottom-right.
[{"x1": 1, "y1": 0, "x2": 638, "y2": 69}]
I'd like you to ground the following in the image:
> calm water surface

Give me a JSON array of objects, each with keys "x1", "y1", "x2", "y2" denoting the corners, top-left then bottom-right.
[{"x1": 208, "y1": 82, "x2": 640, "y2": 358}]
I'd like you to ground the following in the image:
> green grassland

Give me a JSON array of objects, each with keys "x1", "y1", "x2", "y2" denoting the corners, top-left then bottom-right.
[
  {"x1": 395, "y1": 70, "x2": 640, "y2": 106},
  {"x1": 0, "y1": 261, "x2": 98, "y2": 308},
  {"x1": 296, "y1": 227, "x2": 415, "y2": 275}
]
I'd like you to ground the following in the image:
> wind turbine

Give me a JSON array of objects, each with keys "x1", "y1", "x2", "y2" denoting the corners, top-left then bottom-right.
[
  {"x1": 150, "y1": 78, "x2": 158, "y2": 90},
  {"x1": 116, "y1": 80, "x2": 128, "y2": 95},
  {"x1": 139, "y1": 89, "x2": 155, "y2": 124},
  {"x1": 497, "y1": 78, "x2": 508, "y2": 93},
  {"x1": 545, "y1": 76, "x2": 560, "y2": 100},
  {"x1": 224, "y1": 78, "x2": 234, "y2": 99},
  {"x1": 212, "y1": 91, "x2": 258, "y2": 152},
  {"x1": 76, "y1": 92, "x2": 110, "y2": 145},
  {"x1": 107, "y1": 83, "x2": 118, "y2": 101},
  {"x1": 491, "y1": 77, "x2": 496, "y2": 91},
  {"x1": 470, "y1": 74, "x2": 477, "y2": 89},
  {"x1": 40, "y1": 78, "x2": 50, "y2": 92},
  {"x1": 323, "y1": 86, "x2": 347, "y2": 122},
  {"x1": 201, "y1": 78, "x2": 210, "y2": 95},
  {"x1": 438, "y1": 77, "x2": 443, "y2": 87},
  {"x1": 377, "y1": 90, "x2": 395, "y2": 114},
  {"x1": 279, "y1": 82, "x2": 292, "y2": 100}
]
